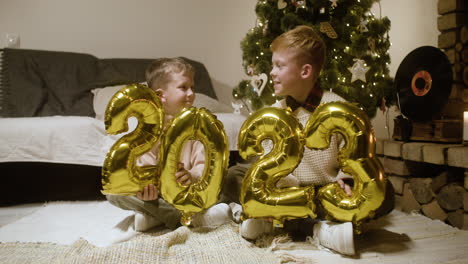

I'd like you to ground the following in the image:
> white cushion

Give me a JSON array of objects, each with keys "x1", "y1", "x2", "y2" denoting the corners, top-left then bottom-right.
[{"x1": 92, "y1": 85, "x2": 232, "y2": 120}]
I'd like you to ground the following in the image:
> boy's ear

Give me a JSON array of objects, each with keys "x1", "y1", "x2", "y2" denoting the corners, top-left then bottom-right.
[
  {"x1": 301, "y1": 64, "x2": 313, "y2": 79},
  {"x1": 155, "y1": 88, "x2": 167, "y2": 103}
]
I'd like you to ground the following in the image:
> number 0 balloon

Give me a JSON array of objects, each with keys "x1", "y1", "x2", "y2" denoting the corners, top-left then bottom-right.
[{"x1": 160, "y1": 107, "x2": 229, "y2": 226}]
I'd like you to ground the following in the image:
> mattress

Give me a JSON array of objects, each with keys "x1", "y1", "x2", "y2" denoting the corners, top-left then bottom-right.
[{"x1": 0, "y1": 113, "x2": 246, "y2": 167}]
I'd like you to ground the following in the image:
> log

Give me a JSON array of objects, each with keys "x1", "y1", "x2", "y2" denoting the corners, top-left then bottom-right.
[
  {"x1": 436, "y1": 183, "x2": 465, "y2": 210},
  {"x1": 422, "y1": 200, "x2": 448, "y2": 221},
  {"x1": 432, "y1": 171, "x2": 448, "y2": 193},
  {"x1": 402, "y1": 183, "x2": 422, "y2": 213},
  {"x1": 388, "y1": 175, "x2": 405, "y2": 195},
  {"x1": 464, "y1": 214, "x2": 468, "y2": 230},
  {"x1": 464, "y1": 66, "x2": 468, "y2": 86},
  {"x1": 465, "y1": 172, "x2": 468, "y2": 189},
  {"x1": 462, "y1": 48, "x2": 468, "y2": 63},
  {"x1": 447, "y1": 209, "x2": 465, "y2": 229},
  {"x1": 410, "y1": 178, "x2": 435, "y2": 204},
  {"x1": 463, "y1": 89, "x2": 468, "y2": 105},
  {"x1": 464, "y1": 191, "x2": 468, "y2": 211},
  {"x1": 462, "y1": 26, "x2": 468, "y2": 44}
]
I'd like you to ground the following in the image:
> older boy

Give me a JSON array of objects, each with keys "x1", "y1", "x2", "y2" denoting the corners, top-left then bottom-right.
[
  {"x1": 226, "y1": 26, "x2": 393, "y2": 255},
  {"x1": 107, "y1": 58, "x2": 231, "y2": 231}
]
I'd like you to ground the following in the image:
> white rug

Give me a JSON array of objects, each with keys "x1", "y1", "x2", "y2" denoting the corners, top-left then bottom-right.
[{"x1": 0, "y1": 201, "x2": 141, "y2": 247}]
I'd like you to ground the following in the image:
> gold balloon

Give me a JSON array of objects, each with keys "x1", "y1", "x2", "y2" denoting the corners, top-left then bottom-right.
[
  {"x1": 304, "y1": 101, "x2": 386, "y2": 227},
  {"x1": 159, "y1": 107, "x2": 229, "y2": 226},
  {"x1": 101, "y1": 84, "x2": 164, "y2": 196},
  {"x1": 238, "y1": 107, "x2": 316, "y2": 227}
]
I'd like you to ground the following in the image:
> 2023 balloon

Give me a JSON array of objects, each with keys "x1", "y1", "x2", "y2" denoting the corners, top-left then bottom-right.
[{"x1": 238, "y1": 102, "x2": 386, "y2": 228}]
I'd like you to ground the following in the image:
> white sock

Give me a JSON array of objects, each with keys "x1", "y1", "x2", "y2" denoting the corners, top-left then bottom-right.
[{"x1": 191, "y1": 203, "x2": 232, "y2": 228}]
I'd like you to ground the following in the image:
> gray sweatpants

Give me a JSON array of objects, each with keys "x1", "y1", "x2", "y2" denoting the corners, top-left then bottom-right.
[{"x1": 106, "y1": 195, "x2": 181, "y2": 230}]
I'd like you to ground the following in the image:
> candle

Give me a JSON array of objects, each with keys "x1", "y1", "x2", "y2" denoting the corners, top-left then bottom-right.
[{"x1": 464, "y1": 111, "x2": 468, "y2": 142}]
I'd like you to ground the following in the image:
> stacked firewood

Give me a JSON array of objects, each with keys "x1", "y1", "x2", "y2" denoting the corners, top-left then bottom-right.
[{"x1": 383, "y1": 157, "x2": 468, "y2": 230}]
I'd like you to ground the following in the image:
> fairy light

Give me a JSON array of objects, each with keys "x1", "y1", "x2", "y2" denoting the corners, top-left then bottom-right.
[
  {"x1": 370, "y1": 94, "x2": 373, "y2": 97},
  {"x1": 260, "y1": 52, "x2": 264, "y2": 55}
]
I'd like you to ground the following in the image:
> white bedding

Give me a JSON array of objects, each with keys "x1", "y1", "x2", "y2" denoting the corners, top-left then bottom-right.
[{"x1": 0, "y1": 113, "x2": 246, "y2": 166}]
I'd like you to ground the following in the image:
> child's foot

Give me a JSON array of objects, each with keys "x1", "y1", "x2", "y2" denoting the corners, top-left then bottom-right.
[
  {"x1": 240, "y1": 218, "x2": 274, "y2": 240},
  {"x1": 312, "y1": 221, "x2": 355, "y2": 255},
  {"x1": 229, "y1": 202, "x2": 242, "y2": 223},
  {"x1": 134, "y1": 213, "x2": 163, "y2": 232},
  {"x1": 191, "y1": 203, "x2": 232, "y2": 228}
]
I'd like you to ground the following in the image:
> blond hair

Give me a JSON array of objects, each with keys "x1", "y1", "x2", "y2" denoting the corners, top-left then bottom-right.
[
  {"x1": 145, "y1": 57, "x2": 194, "y2": 90},
  {"x1": 271, "y1": 25, "x2": 326, "y2": 74}
]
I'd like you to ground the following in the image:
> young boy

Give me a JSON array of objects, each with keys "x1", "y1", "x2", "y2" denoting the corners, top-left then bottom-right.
[
  {"x1": 225, "y1": 25, "x2": 394, "y2": 255},
  {"x1": 107, "y1": 57, "x2": 231, "y2": 232}
]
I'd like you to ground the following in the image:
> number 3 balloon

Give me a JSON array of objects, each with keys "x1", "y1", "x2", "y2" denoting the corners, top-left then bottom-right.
[{"x1": 304, "y1": 101, "x2": 386, "y2": 227}]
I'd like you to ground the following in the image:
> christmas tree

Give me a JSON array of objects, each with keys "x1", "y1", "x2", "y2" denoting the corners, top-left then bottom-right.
[{"x1": 232, "y1": 0, "x2": 394, "y2": 118}]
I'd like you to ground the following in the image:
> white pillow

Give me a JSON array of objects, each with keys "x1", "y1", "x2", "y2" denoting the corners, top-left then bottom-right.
[
  {"x1": 91, "y1": 85, "x2": 127, "y2": 120},
  {"x1": 192, "y1": 93, "x2": 232, "y2": 113},
  {"x1": 92, "y1": 85, "x2": 232, "y2": 120}
]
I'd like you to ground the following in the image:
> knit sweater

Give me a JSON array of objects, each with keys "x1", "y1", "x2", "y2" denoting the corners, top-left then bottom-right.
[{"x1": 271, "y1": 91, "x2": 350, "y2": 187}]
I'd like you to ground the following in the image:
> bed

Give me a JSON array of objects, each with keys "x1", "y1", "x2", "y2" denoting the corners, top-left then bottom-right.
[{"x1": 0, "y1": 48, "x2": 246, "y2": 205}]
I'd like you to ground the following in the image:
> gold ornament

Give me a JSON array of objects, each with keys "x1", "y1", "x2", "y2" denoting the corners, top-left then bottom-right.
[
  {"x1": 102, "y1": 84, "x2": 164, "y2": 195},
  {"x1": 160, "y1": 107, "x2": 229, "y2": 226},
  {"x1": 320, "y1": 22, "x2": 338, "y2": 39},
  {"x1": 277, "y1": 0, "x2": 287, "y2": 9},
  {"x1": 238, "y1": 107, "x2": 316, "y2": 227},
  {"x1": 304, "y1": 101, "x2": 386, "y2": 228}
]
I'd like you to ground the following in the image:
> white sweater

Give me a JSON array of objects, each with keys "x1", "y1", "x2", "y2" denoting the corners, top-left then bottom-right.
[{"x1": 271, "y1": 91, "x2": 350, "y2": 187}]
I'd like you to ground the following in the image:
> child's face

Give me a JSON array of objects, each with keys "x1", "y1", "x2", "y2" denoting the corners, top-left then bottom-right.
[
  {"x1": 270, "y1": 49, "x2": 304, "y2": 99},
  {"x1": 158, "y1": 72, "x2": 195, "y2": 117}
]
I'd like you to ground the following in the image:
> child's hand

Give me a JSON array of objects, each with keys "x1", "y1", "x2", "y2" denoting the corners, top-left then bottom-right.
[
  {"x1": 337, "y1": 179, "x2": 353, "y2": 197},
  {"x1": 175, "y1": 162, "x2": 192, "y2": 186},
  {"x1": 136, "y1": 184, "x2": 159, "y2": 201}
]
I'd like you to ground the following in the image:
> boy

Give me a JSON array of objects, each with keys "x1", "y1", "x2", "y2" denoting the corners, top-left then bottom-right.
[
  {"x1": 107, "y1": 57, "x2": 231, "y2": 232},
  {"x1": 225, "y1": 25, "x2": 394, "y2": 255}
]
